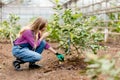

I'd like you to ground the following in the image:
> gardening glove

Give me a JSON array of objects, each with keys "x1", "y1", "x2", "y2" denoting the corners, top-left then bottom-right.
[{"x1": 55, "y1": 53, "x2": 64, "y2": 62}]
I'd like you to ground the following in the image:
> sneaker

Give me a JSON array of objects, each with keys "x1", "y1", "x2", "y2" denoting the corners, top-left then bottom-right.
[
  {"x1": 13, "y1": 60, "x2": 21, "y2": 71},
  {"x1": 29, "y1": 62, "x2": 42, "y2": 69}
]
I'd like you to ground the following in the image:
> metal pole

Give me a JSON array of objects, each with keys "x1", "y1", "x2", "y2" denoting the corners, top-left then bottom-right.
[
  {"x1": 0, "y1": 6, "x2": 2, "y2": 23},
  {"x1": 104, "y1": 0, "x2": 109, "y2": 42}
]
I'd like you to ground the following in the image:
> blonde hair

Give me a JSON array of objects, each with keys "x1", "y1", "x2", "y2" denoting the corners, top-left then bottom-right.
[{"x1": 18, "y1": 17, "x2": 47, "y2": 37}]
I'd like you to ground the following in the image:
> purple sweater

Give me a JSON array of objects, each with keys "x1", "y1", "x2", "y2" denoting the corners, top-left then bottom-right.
[{"x1": 14, "y1": 30, "x2": 50, "y2": 49}]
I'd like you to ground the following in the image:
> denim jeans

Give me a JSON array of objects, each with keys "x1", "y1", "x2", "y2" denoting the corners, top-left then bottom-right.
[{"x1": 12, "y1": 40, "x2": 46, "y2": 63}]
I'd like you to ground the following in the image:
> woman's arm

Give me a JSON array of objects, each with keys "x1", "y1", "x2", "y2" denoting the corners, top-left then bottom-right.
[
  {"x1": 48, "y1": 47, "x2": 57, "y2": 54},
  {"x1": 22, "y1": 30, "x2": 37, "y2": 48}
]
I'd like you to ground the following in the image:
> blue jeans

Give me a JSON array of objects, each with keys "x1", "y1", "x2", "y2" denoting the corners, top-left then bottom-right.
[{"x1": 12, "y1": 40, "x2": 46, "y2": 63}]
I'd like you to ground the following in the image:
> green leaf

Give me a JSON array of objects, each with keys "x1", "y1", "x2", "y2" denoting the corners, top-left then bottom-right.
[{"x1": 55, "y1": 0, "x2": 59, "y2": 3}]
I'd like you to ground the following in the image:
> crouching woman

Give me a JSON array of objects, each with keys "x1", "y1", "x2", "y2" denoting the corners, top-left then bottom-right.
[{"x1": 12, "y1": 17, "x2": 64, "y2": 71}]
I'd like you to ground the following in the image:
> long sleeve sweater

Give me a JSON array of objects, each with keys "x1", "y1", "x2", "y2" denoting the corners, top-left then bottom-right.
[{"x1": 14, "y1": 30, "x2": 50, "y2": 49}]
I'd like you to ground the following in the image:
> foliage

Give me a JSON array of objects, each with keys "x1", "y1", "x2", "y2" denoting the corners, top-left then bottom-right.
[
  {"x1": 112, "y1": 21, "x2": 120, "y2": 32},
  {"x1": 0, "y1": 14, "x2": 21, "y2": 44},
  {"x1": 108, "y1": 13, "x2": 120, "y2": 32},
  {"x1": 48, "y1": 5, "x2": 104, "y2": 55},
  {"x1": 47, "y1": 13, "x2": 61, "y2": 42},
  {"x1": 84, "y1": 53, "x2": 120, "y2": 80}
]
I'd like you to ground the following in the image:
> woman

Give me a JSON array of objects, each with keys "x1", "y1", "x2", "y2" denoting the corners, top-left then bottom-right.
[{"x1": 12, "y1": 17, "x2": 64, "y2": 71}]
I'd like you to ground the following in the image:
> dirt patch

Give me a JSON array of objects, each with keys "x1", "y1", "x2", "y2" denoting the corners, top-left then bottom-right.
[
  {"x1": 0, "y1": 42, "x2": 89, "y2": 80},
  {"x1": 0, "y1": 40, "x2": 120, "y2": 80}
]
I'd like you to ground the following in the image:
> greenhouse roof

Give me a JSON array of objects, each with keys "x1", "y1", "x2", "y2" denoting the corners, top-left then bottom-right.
[
  {"x1": 26, "y1": 0, "x2": 54, "y2": 7},
  {"x1": 1, "y1": 0, "x2": 55, "y2": 7},
  {"x1": 59, "y1": 0, "x2": 70, "y2": 4},
  {"x1": 1, "y1": 0, "x2": 15, "y2": 4}
]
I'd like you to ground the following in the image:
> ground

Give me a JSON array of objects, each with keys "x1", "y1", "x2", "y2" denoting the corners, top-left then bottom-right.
[{"x1": 0, "y1": 39, "x2": 120, "y2": 80}]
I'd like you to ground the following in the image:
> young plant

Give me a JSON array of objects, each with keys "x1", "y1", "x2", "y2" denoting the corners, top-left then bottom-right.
[
  {"x1": 0, "y1": 14, "x2": 21, "y2": 45},
  {"x1": 48, "y1": 5, "x2": 104, "y2": 55},
  {"x1": 84, "y1": 53, "x2": 120, "y2": 80}
]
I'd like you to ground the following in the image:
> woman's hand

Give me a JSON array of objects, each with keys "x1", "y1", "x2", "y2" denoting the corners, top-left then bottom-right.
[
  {"x1": 40, "y1": 32, "x2": 49, "y2": 41},
  {"x1": 56, "y1": 53, "x2": 64, "y2": 62},
  {"x1": 42, "y1": 32, "x2": 49, "y2": 38}
]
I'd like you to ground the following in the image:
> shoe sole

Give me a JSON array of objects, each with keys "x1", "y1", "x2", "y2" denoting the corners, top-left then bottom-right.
[{"x1": 13, "y1": 61, "x2": 22, "y2": 71}]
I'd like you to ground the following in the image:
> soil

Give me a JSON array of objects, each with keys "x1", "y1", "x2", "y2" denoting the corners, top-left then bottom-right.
[{"x1": 0, "y1": 39, "x2": 120, "y2": 80}]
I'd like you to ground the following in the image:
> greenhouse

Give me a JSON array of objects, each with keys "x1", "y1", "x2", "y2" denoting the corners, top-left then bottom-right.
[{"x1": 0, "y1": 0, "x2": 120, "y2": 80}]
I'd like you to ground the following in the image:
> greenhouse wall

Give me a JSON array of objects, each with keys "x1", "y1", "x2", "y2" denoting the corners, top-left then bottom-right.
[
  {"x1": 63, "y1": 0, "x2": 120, "y2": 24},
  {"x1": 61, "y1": 0, "x2": 120, "y2": 42},
  {"x1": 1, "y1": 0, "x2": 55, "y2": 26}
]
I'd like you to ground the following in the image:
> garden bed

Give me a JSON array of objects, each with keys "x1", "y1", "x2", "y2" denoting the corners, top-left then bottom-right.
[{"x1": 0, "y1": 39, "x2": 120, "y2": 80}]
